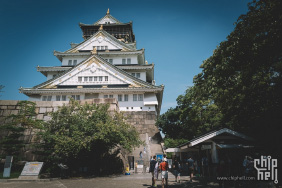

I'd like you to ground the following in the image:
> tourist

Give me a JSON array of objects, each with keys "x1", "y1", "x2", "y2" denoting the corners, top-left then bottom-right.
[
  {"x1": 140, "y1": 151, "x2": 143, "y2": 159},
  {"x1": 187, "y1": 156, "x2": 195, "y2": 182},
  {"x1": 149, "y1": 155, "x2": 158, "y2": 187},
  {"x1": 173, "y1": 158, "x2": 181, "y2": 183},
  {"x1": 163, "y1": 154, "x2": 167, "y2": 161},
  {"x1": 202, "y1": 155, "x2": 209, "y2": 177},
  {"x1": 159, "y1": 158, "x2": 169, "y2": 188}
]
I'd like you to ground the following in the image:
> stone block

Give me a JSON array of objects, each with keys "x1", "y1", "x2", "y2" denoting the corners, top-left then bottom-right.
[
  {"x1": 46, "y1": 108, "x2": 53, "y2": 112},
  {"x1": 0, "y1": 117, "x2": 6, "y2": 124},
  {"x1": 3, "y1": 110, "x2": 11, "y2": 116},
  {"x1": 35, "y1": 101, "x2": 53, "y2": 107},
  {"x1": 7, "y1": 105, "x2": 15, "y2": 110},
  {"x1": 35, "y1": 107, "x2": 40, "y2": 114},
  {"x1": 39, "y1": 107, "x2": 47, "y2": 113},
  {"x1": 43, "y1": 116, "x2": 51, "y2": 121},
  {"x1": 0, "y1": 100, "x2": 19, "y2": 106},
  {"x1": 36, "y1": 114, "x2": 44, "y2": 120},
  {"x1": 52, "y1": 101, "x2": 68, "y2": 107},
  {"x1": 0, "y1": 105, "x2": 7, "y2": 109},
  {"x1": 145, "y1": 119, "x2": 155, "y2": 125},
  {"x1": 10, "y1": 110, "x2": 18, "y2": 115}
]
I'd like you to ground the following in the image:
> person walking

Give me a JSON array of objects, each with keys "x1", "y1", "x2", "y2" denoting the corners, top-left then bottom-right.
[
  {"x1": 187, "y1": 156, "x2": 195, "y2": 182},
  {"x1": 173, "y1": 158, "x2": 181, "y2": 183},
  {"x1": 139, "y1": 151, "x2": 143, "y2": 159},
  {"x1": 159, "y1": 158, "x2": 169, "y2": 188},
  {"x1": 149, "y1": 156, "x2": 158, "y2": 187}
]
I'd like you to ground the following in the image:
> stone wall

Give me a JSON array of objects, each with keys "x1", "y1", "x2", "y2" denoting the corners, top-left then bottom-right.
[
  {"x1": 0, "y1": 99, "x2": 119, "y2": 161},
  {"x1": 0, "y1": 99, "x2": 162, "y2": 165}
]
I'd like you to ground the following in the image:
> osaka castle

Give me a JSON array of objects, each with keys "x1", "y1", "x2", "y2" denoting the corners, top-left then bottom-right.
[{"x1": 20, "y1": 9, "x2": 164, "y2": 115}]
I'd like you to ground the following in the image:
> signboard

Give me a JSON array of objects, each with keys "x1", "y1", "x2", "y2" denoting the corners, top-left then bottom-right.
[
  {"x1": 201, "y1": 145, "x2": 212, "y2": 150},
  {"x1": 156, "y1": 154, "x2": 163, "y2": 162},
  {"x1": 20, "y1": 162, "x2": 44, "y2": 176},
  {"x1": 3, "y1": 156, "x2": 13, "y2": 178},
  {"x1": 136, "y1": 160, "x2": 144, "y2": 165}
]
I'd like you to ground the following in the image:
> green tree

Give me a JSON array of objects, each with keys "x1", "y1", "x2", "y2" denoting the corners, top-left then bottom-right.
[
  {"x1": 0, "y1": 101, "x2": 41, "y2": 161},
  {"x1": 158, "y1": 0, "x2": 282, "y2": 158},
  {"x1": 36, "y1": 99, "x2": 142, "y2": 175},
  {"x1": 194, "y1": 0, "x2": 282, "y2": 152}
]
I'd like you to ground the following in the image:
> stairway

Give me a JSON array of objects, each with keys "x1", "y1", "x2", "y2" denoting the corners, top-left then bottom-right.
[{"x1": 129, "y1": 133, "x2": 163, "y2": 173}]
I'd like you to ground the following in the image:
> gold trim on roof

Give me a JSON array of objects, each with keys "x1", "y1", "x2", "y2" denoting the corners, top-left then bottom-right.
[
  {"x1": 91, "y1": 47, "x2": 97, "y2": 54},
  {"x1": 107, "y1": 8, "x2": 110, "y2": 15},
  {"x1": 121, "y1": 47, "x2": 129, "y2": 51}
]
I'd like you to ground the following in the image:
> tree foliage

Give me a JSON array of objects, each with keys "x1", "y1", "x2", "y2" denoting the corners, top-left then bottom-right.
[
  {"x1": 36, "y1": 100, "x2": 142, "y2": 175},
  {"x1": 158, "y1": 0, "x2": 282, "y2": 155},
  {"x1": 0, "y1": 101, "x2": 41, "y2": 161}
]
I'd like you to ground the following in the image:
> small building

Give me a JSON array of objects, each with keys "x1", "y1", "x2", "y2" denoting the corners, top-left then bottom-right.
[{"x1": 167, "y1": 128, "x2": 256, "y2": 167}]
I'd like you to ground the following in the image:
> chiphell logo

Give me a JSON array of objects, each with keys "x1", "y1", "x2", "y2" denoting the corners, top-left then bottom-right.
[{"x1": 254, "y1": 156, "x2": 278, "y2": 184}]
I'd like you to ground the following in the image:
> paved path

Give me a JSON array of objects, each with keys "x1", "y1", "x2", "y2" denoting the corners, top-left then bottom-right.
[{"x1": 0, "y1": 172, "x2": 219, "y2": 188}]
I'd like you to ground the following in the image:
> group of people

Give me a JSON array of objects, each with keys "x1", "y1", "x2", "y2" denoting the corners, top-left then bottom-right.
[
  {"x1": 149, "y1": 155, "x2": 169, "y2": 188},
  {"x1": 149, "y1": 155, "x2": 196, "y2": 188}
]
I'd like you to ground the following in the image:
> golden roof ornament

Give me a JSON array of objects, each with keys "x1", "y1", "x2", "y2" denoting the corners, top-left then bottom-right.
[
  {"x1": 99, "y1": 24, "x2": 103, "y2": 30},
  {"x1": 107, "y1": 8, "x2": 110, "y2": 15},
  {"x1": 91, "y1": 47, "x2": 97, "y2": 54}
]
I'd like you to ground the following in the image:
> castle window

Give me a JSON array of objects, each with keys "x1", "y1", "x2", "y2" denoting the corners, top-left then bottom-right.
[
  {"x1": 42, "y1": 96, "x2": 47, "y2": 101},
  {"x1": 109, "y1": 59, "x2": 113, "y2": 64},
  {"x1": 127, "y1": 58, "x2": 131, "y2": 64},
  {"x1": 118, "y1": 95, "x2": 122, "y2": 101},
  {"x1": 73, "y1": 60, "x2": 77, "y2": 66},
  {"x1": 71, "y1": 95, "x2": 80, "y2": 100},
  {"x1": 109, "y1": 95, "x2": 113, "y2": 98},
  {"x1": 101, "y1": 46, "x2": 105, "y2": 50},
  {"x1": 89, "y1": 77, "x2": 93, "y2": 81},
  {"x1": 84, "y1": 77, "x2": 88, "y2": 82},
  {"x1": 131, "y1": 73, "x2": 135, "y2": 77},
  {"x1": 76, "y1": 95, "x2": 80, "y2": 100},
  {"x1": 124, "y1": 94, "x2": 128, "y2": 101},
  {"x1": 56, "y1": 95, "x2": 61, "y2": 101},
  {"x1": 68, "y1": 60, "x2": 72, "y2": 66},
  {"x1": 62, "y1": 95, "x2": 66, "y2": 101},
  {"x1": 94, "y1": 76, "x2": 97, "y2": 81},
  {"x1": 78, "y1": 77, "x2": 82, "y2": 82},
  {"x1": 104, "y1": 95, "x2": 108, "y2": 98},
  {"x1": 47, "y1": 96, "x2": 52, "y2": 101},
  {"x1": 138, "y1": 94, "x2": 143, "y2": 101},
  {"x1": 136, "y1": 73, "x2": 140, "y2": 78},
  {"x1": 105, "y1": 46, "x2": 108, "y2": 50},
  {"x1": 105, "y1": 76, "x2": 108, "y2": 81},
  {"x1": 133, "y1": 94, "x2": 137, "y2": 101},
  {"x1": 97, "y1": 46, "x2": 101, "y2": 50},
  {"x1": 99, "y1": 76, "x2": 103, "y2": 81},
  {"x1": 122, "y1": 59, "x2": 126, "y2": 64}
]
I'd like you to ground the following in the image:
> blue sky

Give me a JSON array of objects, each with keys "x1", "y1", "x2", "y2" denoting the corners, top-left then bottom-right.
[{"x1": 0, "y1": 0, "x2": 250, "y2": 114}]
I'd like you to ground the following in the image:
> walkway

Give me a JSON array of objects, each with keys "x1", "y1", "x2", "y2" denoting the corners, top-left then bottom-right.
[{"x1": 0, "y1": 172, "x2": 219, "y2": 188}]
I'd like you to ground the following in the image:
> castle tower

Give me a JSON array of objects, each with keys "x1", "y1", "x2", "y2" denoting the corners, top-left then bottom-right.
[{"x1": 20, "y1": 9, "x2": 164, "y2": 116}]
